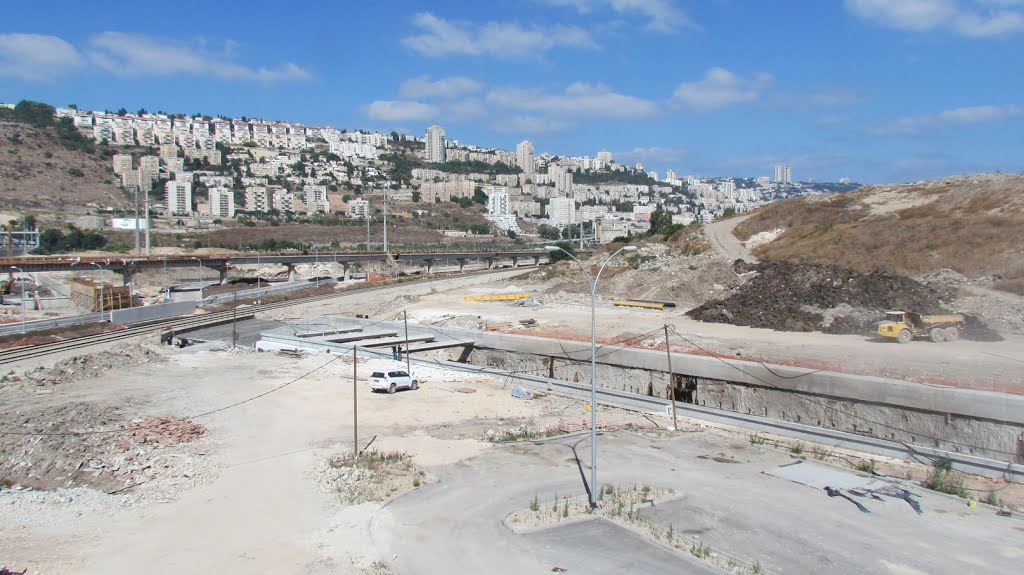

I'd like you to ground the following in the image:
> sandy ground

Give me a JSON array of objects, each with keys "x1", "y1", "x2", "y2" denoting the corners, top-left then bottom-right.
[
  {"x1": 2, "y1": 341, "x2": 1021, "y2": 574},
  {"x1": 302, "y1": 274, "x2": 1024, "y2": 394},
  {"x1": 0, "y1": 344, "x2": 649, "y2": 574}
]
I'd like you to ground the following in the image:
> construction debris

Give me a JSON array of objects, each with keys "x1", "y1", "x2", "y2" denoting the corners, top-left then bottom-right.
[
  {"x1": 0, "y1": 403, "x2": 207, "y2": 494},
  {"x1": 685, "y1": 261, "x2": 1005, "y2": 338},
  {"x1": 12, "y1": 345, "x2": 167, "y2": 388}
]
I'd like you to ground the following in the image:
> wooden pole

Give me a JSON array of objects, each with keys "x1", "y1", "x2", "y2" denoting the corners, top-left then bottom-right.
[
  {"x1": 353, "y1": 345, "x2": 358, "y2": 458},
  {"x1": 664, "y1": 324, "x2": 677, "y2": 431},
  {"x1": 231, "y1": 292, "x2": 237, "y2": 348},
  {"x1": 404, "y1": 310, "x2": 411, "y2": 375}
]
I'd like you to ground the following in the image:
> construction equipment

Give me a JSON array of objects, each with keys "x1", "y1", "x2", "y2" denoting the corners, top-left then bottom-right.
[{"x1": 877, "y1": 311, "x2": 965, "y2": 344}]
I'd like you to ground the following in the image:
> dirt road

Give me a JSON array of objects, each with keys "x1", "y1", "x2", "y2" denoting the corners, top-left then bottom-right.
[{"x1": 703, "y1": 214, "x2": 756, "y2": 263}]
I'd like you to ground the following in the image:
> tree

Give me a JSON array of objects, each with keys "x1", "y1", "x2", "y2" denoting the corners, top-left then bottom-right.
[
  {"x1": 116, "y1": 108, "x2": 128, "y2": 116},
  {"x1": 648, "y1": 207, "x2": 673, "y2": 235},
  {"x1": 411, "y1": 191, "x2": 421, "y2": 203},
  {"x1": 537, "y1": 224, "x2": 562, "y2": 240},
  {"x1": 546, "y1": 241, "x2": 576, "y2": 263},
  {"x1": 473, "y1": 187, "x2": 488, "y2": 205},
  {"x1": 12, "y1": 100, "x2": 55, "y2": 127}
]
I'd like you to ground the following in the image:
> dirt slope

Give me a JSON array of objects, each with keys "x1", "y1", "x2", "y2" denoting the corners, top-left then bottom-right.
[
  {"x1": 733, "y1": 173, "x2": 1024, "y2": 293},
  {"x1": 0, "y1": 120, "x2": 127, "y2": 213}
]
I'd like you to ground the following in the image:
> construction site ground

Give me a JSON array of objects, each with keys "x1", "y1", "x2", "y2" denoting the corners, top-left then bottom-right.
[{"x1": 2, "y1": 342, "x2": 1022, "y2": 574}]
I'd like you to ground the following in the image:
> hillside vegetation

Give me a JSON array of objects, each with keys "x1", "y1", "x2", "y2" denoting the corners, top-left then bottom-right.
[
  {"x1": 734, "y1": 173, "x2": 1024, "y2": 294},
  {"x1": 0, "y1": 118, "x2": 126, "y2": 213}
]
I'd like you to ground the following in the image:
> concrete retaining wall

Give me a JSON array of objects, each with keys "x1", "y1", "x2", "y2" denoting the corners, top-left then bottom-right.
[
  {"x1": 110, "y1": 301, "x2": 198, "y2": 324},
  {"x1": 259, "y1": 317, "x2": 1024, "y2": 464}
]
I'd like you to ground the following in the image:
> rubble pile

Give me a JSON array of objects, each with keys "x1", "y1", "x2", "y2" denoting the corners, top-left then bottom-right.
[
  {"x1": 121, "y1": 416, "x2": 207, "y2": 446},
  {"x1": 0, "y1": 403, "x2": 207, "y2": 494},
  {"x1": 312, "y1": 448, "x2": 425, "y2": 504},
  {"x1": 687, "y1": 261, "x2": 960, "y2": 335},
  {"x1": 17, "y1": 345, "x2": 167, "y2": 388}
]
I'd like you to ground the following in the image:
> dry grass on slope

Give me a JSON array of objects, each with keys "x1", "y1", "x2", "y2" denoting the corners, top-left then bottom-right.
[{"x1": 733, "y1": 174, "x2": 1024, "y2": 290}]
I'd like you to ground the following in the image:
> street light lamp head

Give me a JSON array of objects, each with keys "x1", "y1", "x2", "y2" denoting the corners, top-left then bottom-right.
[
  {"x1": 622, "y1": 245, "x2": 638, "y2": 252},
  {"x1": 543, "y1": 246, "x2": 561, "y2": 252}
]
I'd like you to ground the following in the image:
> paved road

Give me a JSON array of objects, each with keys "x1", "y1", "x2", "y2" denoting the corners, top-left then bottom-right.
[
  {"x1": 373, "y1": 432, "x2": 1023, "y2": 574},
  {"x1": 703, "y1": 214, "x2": 756, "y2": 263}
]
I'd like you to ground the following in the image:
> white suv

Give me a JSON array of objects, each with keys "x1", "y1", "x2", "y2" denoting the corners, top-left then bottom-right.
[{"x1": 368, "y1": 370, "x2": 419, "y2": 394}]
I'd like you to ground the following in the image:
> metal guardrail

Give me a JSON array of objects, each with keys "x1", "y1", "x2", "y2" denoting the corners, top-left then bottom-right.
[{"x1": 0, "y1": 312, "x2": 105, "y2": 337}]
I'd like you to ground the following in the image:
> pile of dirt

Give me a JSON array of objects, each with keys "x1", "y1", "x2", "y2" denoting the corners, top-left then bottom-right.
[
  {"x1": 686, "y1": 261, "x2": 973, "y2": 336},
  {"x1": 0, "y1": 403, "x2": 206, "y2": 492},
  {"x1": 14, "y1": 345, "x2": 166, "y2": 388}
]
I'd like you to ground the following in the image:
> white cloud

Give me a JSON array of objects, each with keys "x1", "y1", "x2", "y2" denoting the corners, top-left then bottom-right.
[
  {"x1": 615, "y1": 146, "x2": 690, "y2": 165},
  {"x1": 364, "y1": 100, "x2": 440, "y2": 122},
  {"x1": 0, "y1": 33, "x2": 83, "y2": 81},
  {"x1": 671, "y1": 68, "x2": 773, "y2": 112},
  {"x1": 491, "y1": 116, "x2": 571, "y2": 133},
  {"x1": 541, "y1": 0, "x2": 696, "y2": 32},
  {"x1": 87, "y1": 32, "x2": 313, "y2": 81},
  {"x1": 845, "y1": 0, "x2": 1024, "y2": 36},
  {"x1": 487, "y1": 82, "x2": 658, "y2": 118},
  {"x1": 401, "y1": 12, "x2": 597, "y2": 58},
  {"x1": 444, "y1": 98, "x2": 488, "y2": 121},
  {"x1": 871, "y1": 104, "x2": 1024, "y2": 134},
  {"x1": 398, "y1": 76, "x2": 483, "y2": 99}
]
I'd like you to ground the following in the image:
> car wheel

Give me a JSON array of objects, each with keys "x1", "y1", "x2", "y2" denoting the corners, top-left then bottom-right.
[
  {"x1": 897, "y1": 329, "x2": 912, "y2": 344},
  {"x1": 929, "y1": 328, "x2": 946, "y2": 343},
  {"x1": 411, "y1": 381, "x2": 419, "y2": 390},
  {"x1": 944, "y1": 327, "x2": 959, "y2": 341},
  {"x1": 389, "y1": 383, "x2": 397, "y2": 394}
]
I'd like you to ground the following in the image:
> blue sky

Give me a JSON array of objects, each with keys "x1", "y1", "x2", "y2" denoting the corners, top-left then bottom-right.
[{"x1": 2, "y1": 0, "x2": 1022, "y2": 183}]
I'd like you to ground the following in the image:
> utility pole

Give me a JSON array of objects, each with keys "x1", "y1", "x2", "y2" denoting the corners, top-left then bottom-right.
[
  {"x1": 352, "y1": 345, "x2": 359, "y2": 458},
  {"x1": 403, "y1": 310, "x2": 411, "y2": 375},
  {"x1": 366, "y1": 212, "x2": 370, "y2": 252},
  {"x1": 232, "y1": 292, "x2": 238, "y2": 348},
  {"x1": 132, "y1": 185, "x2": 141, "y2": 256},
  {"x1": 664, "y1": 324, "x2": 677, "y2": 431},
  {"x1": 144, "y1": 194, "x2": 151, "y2": 256},
  {"x1": 383, "y1": 188, "x2": 389, "y2": 254}
]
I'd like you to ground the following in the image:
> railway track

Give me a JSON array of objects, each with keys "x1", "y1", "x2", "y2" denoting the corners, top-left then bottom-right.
[
  {"x1": 0, "y1": 268, "x2": 514, "y2": 366},
  {"x1": 427, "y1": 359, "x2": 1024, "y2": 481}
]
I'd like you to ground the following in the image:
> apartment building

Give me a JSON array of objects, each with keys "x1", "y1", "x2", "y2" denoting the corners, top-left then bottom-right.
[
  {"x1": 112, "y1": 154, "x2": 133, "y2": 176},
  {"x1": 245, "y1": 186, "x2": 271, "y2": 212},
  {"x1": 425, "y1": 124, "x2": 446, "y2": 163},
  {"x1": 208, "y1": 187, "x2": 235, "y2": 218},
  {"x1": 549, "y1": 197, "x2": 577, "y2": 226},
  {"x1": 347, "y1": 198, "x2": 370, "y2": 219},
  {"x1": 165, "y1": 180, "x2": 193, "y2": 216}
]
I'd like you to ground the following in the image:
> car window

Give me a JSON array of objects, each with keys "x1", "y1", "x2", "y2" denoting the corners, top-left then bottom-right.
[
  {"x1": 370, "y1": 372, "x2": 385, "y2": 378},
  {"x1": 388, "y1": 371, "x2": 407, "y2": 377}
]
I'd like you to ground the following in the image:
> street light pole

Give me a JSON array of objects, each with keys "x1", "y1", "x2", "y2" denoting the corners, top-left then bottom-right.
[
  {"x1": 10, "y1": 266, "x2": 26, "y2": 334},
  {"x1": 545, "y1": 244, "x2": 637, "y2": 508}
]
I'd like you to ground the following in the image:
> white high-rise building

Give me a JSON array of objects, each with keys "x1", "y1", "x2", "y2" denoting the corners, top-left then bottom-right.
[
  {"x1": 209, "y1": 187, "x2": 236, "y2": 218},
  {"x1": 549, "y1": 197, "x2": 577, "y2": 226},
  {"x1": 784, "y1": 165, "x2": 792, "y2": 183},
  {"x1": 516, "y1": 140, "x2": 535, "y2": 175},
  {"x1": 554, "y1": 171, "x2": 574, "y2": 196},
  {"x1": 597, "y1": 150, "x2": 613, "y2": 165},
  {"x1": 425, "y1": 124, "x2": 446, "y2": 163},
  {"x1": 165, "y1": 180, "x2": 192, "y2": 215}
]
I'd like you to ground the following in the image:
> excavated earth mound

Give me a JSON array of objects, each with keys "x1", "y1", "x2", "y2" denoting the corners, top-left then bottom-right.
[{"x1": 686, "y1": 261, "x2": 1000, "y2": 340}]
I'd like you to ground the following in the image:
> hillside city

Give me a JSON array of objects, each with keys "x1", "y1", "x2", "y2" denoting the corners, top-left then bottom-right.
[{"x1": 1, "y1": 101, "x2": 856, "y2": 245}]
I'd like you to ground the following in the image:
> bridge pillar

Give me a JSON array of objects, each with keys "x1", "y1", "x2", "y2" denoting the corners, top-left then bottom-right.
[
  {"x1": 120, "y1": 268, "x2": 134, "y2": 287},
  {"x1": 511, "y1": 257, "x2": 518, "y2": 268},
  {"x1": 286, "y1": 264, "x2": 296, "y2": 282},
  {"x1": 343, "y1": 263, "x2": 351, "y2": 281},
  {"x1": 533, "y1": 255, "x2": 541, "y2": 266},
  {"x1": 486, "y1": 258, "x2": 494, "y2": 269},
  {"x1": 217, "y1": 265, "x2": 229, "y2": 285},
  {"x1": 425, "y1": 259, "x2": 434, "y2": 273},
  {"x1": 457, "y1": 259, "x2": 466, "y2": 272}
]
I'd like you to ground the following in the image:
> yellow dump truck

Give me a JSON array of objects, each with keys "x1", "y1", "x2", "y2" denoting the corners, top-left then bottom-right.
[{"x1": 877, "y1": 311, "x2": 966, "y2": 344}]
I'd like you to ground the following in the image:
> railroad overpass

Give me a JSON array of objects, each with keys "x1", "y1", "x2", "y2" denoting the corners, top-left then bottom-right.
[{"x1": 0, "y1": 250, "x2": 557, "y2": 285}]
